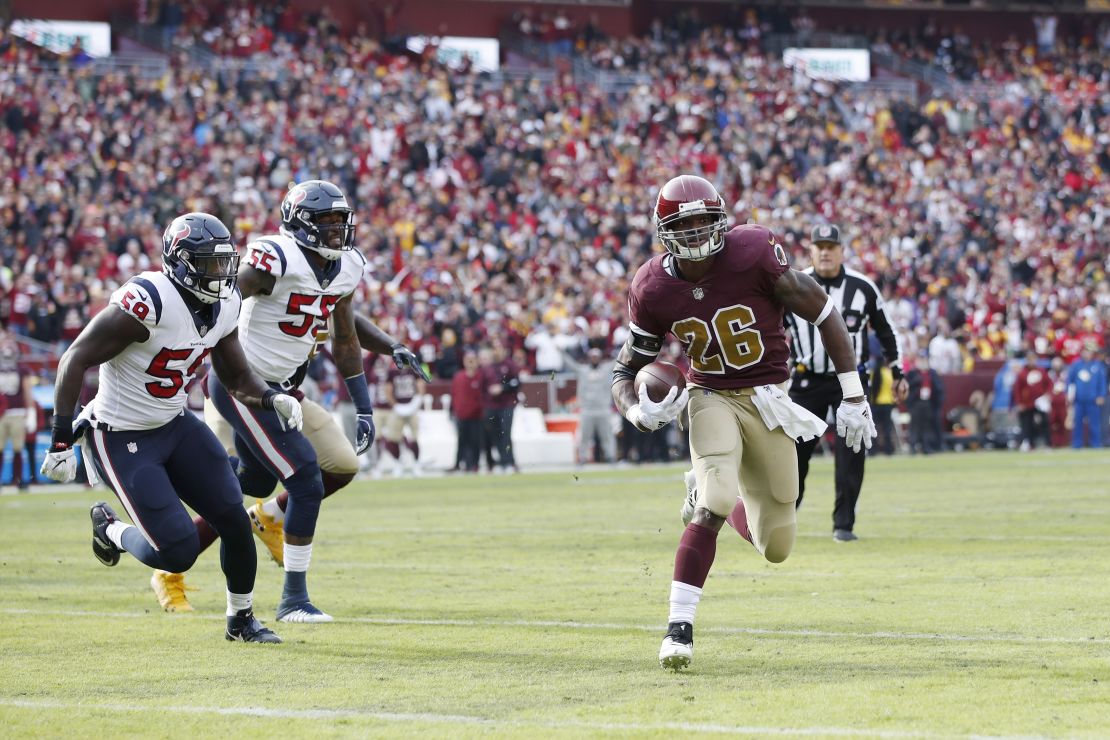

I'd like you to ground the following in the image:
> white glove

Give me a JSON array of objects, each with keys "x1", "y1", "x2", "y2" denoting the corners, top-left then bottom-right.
[
  {"x1": 41, "y1": 446, "x2": 78, "y2": 483},
  {"x1": 272, "y1": 394, "x2": 304, "y2": 432},
  {"x1": 626, "y1": 384, "x2": 689, "y2": 432},
  {"x1": 836, "y1": 400, "x2": 877, "y2": 453}
]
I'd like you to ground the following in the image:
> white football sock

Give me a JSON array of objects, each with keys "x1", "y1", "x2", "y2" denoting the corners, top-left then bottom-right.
[
  {"x1": 283, "y1": 543, "x2": 312, "y2": 573},
  {"x1": 226, "y1": 590, "x2": 253, "y2": 617},
  {"x1": 106, "y1": 521, "x2": 132, "y2": 551},
  {"x1": 262, "y1": 497, "x2": 285, "y2": 524},
  {"x1": 668, "y1": 581, "x2": 702, "y2": 625}
]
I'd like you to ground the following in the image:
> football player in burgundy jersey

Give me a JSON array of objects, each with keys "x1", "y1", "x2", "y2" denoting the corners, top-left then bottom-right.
[{"x1": 611, "y1": 175, "x2": 876, "y2": 670}]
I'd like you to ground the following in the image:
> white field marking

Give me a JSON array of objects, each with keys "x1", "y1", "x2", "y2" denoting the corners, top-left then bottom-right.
[
  {"x1": 1, "y1": 608, "x2": 1106, "y2": 646},
  {"x1": 0, "y1": 698, "x2": 1025, "y2": 739}
]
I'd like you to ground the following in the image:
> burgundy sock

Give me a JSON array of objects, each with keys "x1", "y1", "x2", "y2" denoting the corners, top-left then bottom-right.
[
  {"x1": 385, "y1": 440, "x2": 402, "y2": 459},
  {"x1": 321, "y1": 471, "x2": 354, "y2": 498},
  {"x1": 11, "y1": 451, "x2": 22, "y2": 486},
  {"x1": 673, "y1": 523, "x2": 718, "y2": 589},
  {"x1": 406, "y1": 440, "x2": 420, "y2": 459},
  {"x1": 725, "y1": 498, "x2": 753, "y2": 544},
  {"x1": 194, "y1": 516, "x2": 219, "y2": 553}
]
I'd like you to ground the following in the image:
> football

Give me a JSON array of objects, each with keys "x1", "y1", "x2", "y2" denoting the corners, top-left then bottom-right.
[{"x1": 634, "y1": 361, "x2": 687, "y2": 403}]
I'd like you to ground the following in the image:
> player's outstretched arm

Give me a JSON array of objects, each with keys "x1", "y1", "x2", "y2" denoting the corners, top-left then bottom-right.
[
  {"x1": 335, "y1": 299, "x2": 377, "y2": 454},
  {"x1": 210, "y1": 329, "x2": 303, "y2": 430},
  {"x1": 355, "y1": 313, "x2": 430, "y2": 382},
  {"x1": 53, "y1": 307, "x2": 149, "y2": 436},
  {"x1": 775, "y1": 269, "x2": 876, "y2": 452}
]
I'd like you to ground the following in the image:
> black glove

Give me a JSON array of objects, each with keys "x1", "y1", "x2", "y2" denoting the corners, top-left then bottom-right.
[
  {"x1": 355, "y1": 413, "x2": 376, "y2": 455},
  {"x1": 391, "y1": 343, "x2": 431, "y2": 382}
]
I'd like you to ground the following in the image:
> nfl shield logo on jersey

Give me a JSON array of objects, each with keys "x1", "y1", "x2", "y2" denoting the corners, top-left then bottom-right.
[
  {"x1": 127, "y1": 442, "x2": 138, "y2": 454},
  {"x1": 692, "y1": 287, "x2": 705, "y2": 301}
]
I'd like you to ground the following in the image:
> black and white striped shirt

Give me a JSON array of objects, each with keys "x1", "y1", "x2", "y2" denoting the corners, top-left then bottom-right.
[{"x1": 786, "y1": 267, "x2": 901, "y2": 375}]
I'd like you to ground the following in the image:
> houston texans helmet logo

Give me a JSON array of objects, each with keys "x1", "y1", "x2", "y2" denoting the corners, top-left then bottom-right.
[
  {"x1": 166, "y1": 222, "x2": 191, "y2": 250},
  {"x1": 287, "y1": 186, "x2": 308, "y2": 209}
]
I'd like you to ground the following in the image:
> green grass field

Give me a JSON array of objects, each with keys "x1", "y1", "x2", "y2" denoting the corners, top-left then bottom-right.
[{"x1": 2, "y1": 450, "x2": 1110, "y2": 738}]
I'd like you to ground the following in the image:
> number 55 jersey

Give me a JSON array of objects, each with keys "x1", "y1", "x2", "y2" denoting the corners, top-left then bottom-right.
[
  {"x1": 95, "y1": 272, "x2": 241, "y2": 430},
  {"x1": 238, "y1": 234, "x2": 365, "y2": 384},
  {"x1": 627, "y1": 224, "x2": 791, "y2": 390}
]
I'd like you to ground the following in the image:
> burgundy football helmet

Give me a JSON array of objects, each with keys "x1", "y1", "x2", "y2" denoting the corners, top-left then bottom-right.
[{"x1": 653, "y1": 175, "x2": 728, "y2": 261}]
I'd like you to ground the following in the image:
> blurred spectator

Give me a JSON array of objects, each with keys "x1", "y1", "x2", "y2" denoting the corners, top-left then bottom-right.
[
  {"x1": 1066, "y1": 343, "x2": 1107, "y2": 449},
  {"x1": 928, "y1": 323, "x2": 962, "y2": 375},
  {"x1": 869, "y1": 355, "x2": 898, "y2": 456},
  {"x1": 1012, "y1": 351, "x2": 1052, "y2": 451},
  {"x1": 450, "y1": 351, "x2": 484, "y2": 473},
  {"x1": 906, "y1": 354, "x2": 943, "y2": 454},
  {"x1": 480, "y1": 344, "x2": 521, "y2": 474},
  {"x1": 562, "y1": 347, "x2": 616, "y2": 464}
]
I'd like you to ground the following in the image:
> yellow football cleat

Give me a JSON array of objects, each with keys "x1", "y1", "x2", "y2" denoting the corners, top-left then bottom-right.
[
  {"x1": 248, "y1": 501, "x2": 284, "y2": 566},
  {"x1": 151, "y1": 570, "x2": 194, "y2": 613}
]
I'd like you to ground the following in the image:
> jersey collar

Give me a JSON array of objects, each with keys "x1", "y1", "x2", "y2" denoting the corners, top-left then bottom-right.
[{"x1": 812, "y1": 266, "x2": 846, "y2": 288}]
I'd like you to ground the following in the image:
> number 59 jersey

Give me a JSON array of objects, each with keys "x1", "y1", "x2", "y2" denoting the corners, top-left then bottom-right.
[
  {"x1": 626, "y1": 224, "x2": 792, "y2": 390},
  {"x1": 238, "y1": 234, "x2": 366, "y2": 384},
  {"x1": 95, "y1": 272, "x2": 241, "y2": 431}
]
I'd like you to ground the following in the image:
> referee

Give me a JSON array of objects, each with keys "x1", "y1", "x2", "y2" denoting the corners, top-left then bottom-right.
[{"x1": 786, "y1": 225, "x2": 907, "y2": 542}]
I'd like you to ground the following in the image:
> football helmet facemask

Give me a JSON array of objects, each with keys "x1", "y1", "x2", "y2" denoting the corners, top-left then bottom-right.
[
  {"x1": 653, "y1": 175, "x2": 728, "y2": 261},
  {"x1": 162, "y1": 212, "x2": 240, "y2": 304},
  {"x1": 279, "y1": 180, "x2": 355, "y2": 260}
]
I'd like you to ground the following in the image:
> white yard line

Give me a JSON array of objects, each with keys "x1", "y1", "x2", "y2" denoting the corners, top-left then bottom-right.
[
  {"x1": 0, "y1": 697, "x2": 1015, "y2": 738},
  {"x1": 0, "y1": 608, "x2": 1105, "y2": 646}
]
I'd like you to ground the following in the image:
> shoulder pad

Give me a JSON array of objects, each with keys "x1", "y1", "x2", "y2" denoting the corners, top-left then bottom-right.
[
  {"x1": 110, "y1": 277, "x2": 161, "y2": 327},
  {"x1": 245, "y1": 239, "x2": 287, "y2": 277}
]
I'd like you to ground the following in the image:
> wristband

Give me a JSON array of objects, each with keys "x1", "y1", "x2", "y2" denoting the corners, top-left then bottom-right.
[
  {"x1": 51, "y1": 414, "x2": 75, "y2": 448},
  {"x1": 624, "y1": 404, "x2": 642, "y2": 427},
  {"x1": 838, "y1": 371, "x2": 865, "y2": 400},
  {"x1": 389, "y1": 342, "x2": 404, "y2": 352},
  {"x1": 261, "y1": 389, "x2": 278, "y2": 410},
  {"x1": 344, "y1": 373, "x2": 374, "y2": 415}
]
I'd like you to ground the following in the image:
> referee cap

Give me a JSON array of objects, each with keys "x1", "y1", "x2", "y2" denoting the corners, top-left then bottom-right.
[{"x1": 810, "y1": 224, "x2": 841, "y2": 245}]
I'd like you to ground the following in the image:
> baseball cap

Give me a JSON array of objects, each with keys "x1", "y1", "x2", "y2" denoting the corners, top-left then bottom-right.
[{"x1": 811, "y1": 224, "x2": 841, "y2": 245}]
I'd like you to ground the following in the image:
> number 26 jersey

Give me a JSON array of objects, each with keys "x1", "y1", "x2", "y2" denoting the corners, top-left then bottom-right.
[
  {"x1": 238, "y1": 233, "x2": 366, "y2": 384},
  {"x1": 95, "y1": 272, "x2": 241, "y2": 430},
  {"x1": 626, "y1": 224, "x2": 791, "y2": 390}
]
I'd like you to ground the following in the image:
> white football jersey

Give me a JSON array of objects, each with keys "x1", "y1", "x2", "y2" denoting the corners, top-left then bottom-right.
[
  {"x1": 94, "y1": 272, "x2": 241, "y2": 431},
  {"x1": 238, "y1": 233, "x2": 366, "y2": 383}
]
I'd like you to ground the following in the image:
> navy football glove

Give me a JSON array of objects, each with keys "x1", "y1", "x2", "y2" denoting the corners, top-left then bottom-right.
[
  {"x1": 391, "y1": 343, "x2": 430, "y2": 382},
  {"x1": 355, "y1": 413, "x2": 376, "y2": 456}
]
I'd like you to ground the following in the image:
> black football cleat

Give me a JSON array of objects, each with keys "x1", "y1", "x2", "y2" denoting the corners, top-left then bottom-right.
[
  {"x1": 226, "y1": 609, "x2": 283, "y2": 644},
  {"x1": 833, "y1": 529, "x2": 859, "y2": 543},
  {"x1": 90, "y1": 502, "x2": 122, "y2": 567}
]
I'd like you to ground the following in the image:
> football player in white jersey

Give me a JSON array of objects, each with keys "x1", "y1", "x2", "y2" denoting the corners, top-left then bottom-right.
[
  {"x1": 42, "y1": 213, "x2": 304, "y2": 643},
  {"x1": 155, "y1": 180, "x2": 421, "y2": 623}
]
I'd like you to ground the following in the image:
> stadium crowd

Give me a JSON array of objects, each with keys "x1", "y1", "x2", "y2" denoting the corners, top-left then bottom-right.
[{"x1": 0, "y1": 6, "x2": 1106, "y2": 449}]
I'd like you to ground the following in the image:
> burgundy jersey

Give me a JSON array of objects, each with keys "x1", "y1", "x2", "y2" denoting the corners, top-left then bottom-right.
[
  {"x1": 388, "y1": 365, "x2": 420, "y2": 405},
  {"x1": 366, "y1": 355, "x2": 392, "y2": 410},
  {"x1": 0, "y1": 363, "x2": 26, "y2": 410},
  {"x1": 627, "y1": 224, "x2": 791, "y2": 390}
]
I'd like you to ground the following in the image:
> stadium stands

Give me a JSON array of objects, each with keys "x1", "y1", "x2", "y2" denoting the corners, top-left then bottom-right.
[{"x1": 0, "y1": 4, "x2": 1106, "y2": 459}]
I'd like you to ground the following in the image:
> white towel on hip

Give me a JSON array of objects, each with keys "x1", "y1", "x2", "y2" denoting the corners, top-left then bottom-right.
[{"x1": 751, "y1": 384, "x2": 828, "y2": 442}]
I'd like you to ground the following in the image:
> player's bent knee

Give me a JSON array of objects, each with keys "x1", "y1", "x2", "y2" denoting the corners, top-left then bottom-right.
[
  {"x1": 206, "y1": 505, "x2": 252, "y2": 543},
  {"x1": 236, "y1": 464, "x2": 278, "y2": 498},
  {"x1": 761, "y1": 523, "x2": 795, "y2": 564},
  {"x1": 159, "y1": 535, "x2": 201, "y2": 574}
]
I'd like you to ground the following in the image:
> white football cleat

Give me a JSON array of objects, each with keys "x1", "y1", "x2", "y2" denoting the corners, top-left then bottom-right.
[
  {"x1": 680, "y1": 469, "x2": 698, "y2": 526},
  {"x1": 276, "y1": 601, "x2": 334, "y2": 624},
  {"x1": 659, "y1": 622, "x2": 694, "y2": 670}
]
